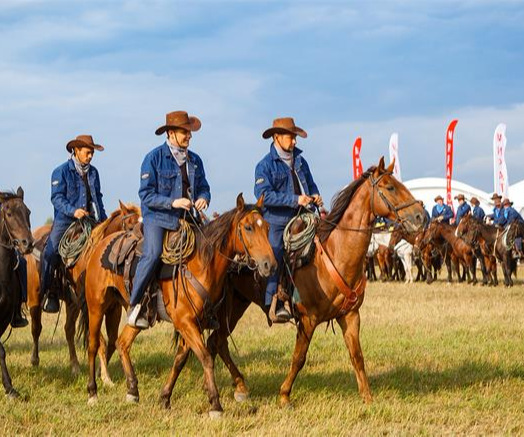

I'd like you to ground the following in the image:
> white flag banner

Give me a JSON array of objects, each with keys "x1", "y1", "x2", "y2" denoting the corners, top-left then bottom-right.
[
  {"x1": 493, "y1": 123, "x2": 509, "y2": 198},
  {"x1": 388, "y1": 132, "x2": 402, "y2": 181}
]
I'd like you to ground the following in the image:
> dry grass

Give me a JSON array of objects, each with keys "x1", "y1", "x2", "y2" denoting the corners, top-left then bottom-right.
[{"x1": 2, "y1": 276, "x2": 524, "y2": 435}]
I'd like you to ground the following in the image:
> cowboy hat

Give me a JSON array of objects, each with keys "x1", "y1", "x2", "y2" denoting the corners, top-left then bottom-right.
[
  {"x1": 434, "y1": 195, "x2": 444, "y2": 202},
  {"x1": 503, "y1": 198, "x2": 513, "y2": 206},
  {"x1": 454, "y1": 193, "x2": 465, "y2": 201},
  {"x1": 470, "y1": 196, "x2": 480, "y2": 205},
  {"x1": 66, "y1": 135, "x2": 104, "y2": 153},
  {"x1": 155, "y1": 111, "x2": 201, "y2": 136},
  {"x1": 490, "y1": 193, "x2": 502, "y2": 201},
  {"x1": 262, "y1": 117, "x2": 307, "y2": 139}
]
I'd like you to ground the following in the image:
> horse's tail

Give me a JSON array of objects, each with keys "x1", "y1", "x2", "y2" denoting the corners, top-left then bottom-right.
[{"x1": 76, "y1": 283, "x2": 89, "y2": 350}]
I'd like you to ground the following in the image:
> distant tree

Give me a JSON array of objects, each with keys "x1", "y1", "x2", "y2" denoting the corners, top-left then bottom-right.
[{"x1": 45, "y1": 217, "x2": 53, "y2": 225}]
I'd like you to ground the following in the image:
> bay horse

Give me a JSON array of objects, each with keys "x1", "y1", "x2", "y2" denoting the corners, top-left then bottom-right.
[
  {"x1": 82, "y1": 194, "x2": 276, "y2": 417},
  {"x1": 208, "y1": 158, "x2": 426, "y2": 406},
  {"x1": 25, "y1": 201, "x2": 140, "y2": 374},
  {"x1": 0, "y1": 188, "x2": 33, "y2": 398}
]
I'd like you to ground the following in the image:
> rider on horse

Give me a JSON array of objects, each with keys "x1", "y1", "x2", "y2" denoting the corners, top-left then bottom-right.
[
  {"x1": 127, "y1": 111, "x2": 210, "y2": 329},
  {"x1": 452, "y1": 193, "x2": 471, "y2": 225},
  {"x1": 488, "y1": 193, "x2": 504, "y2": 226},
  {"x1": 431, "y1": 195, "x2": 453, "y2": 224},
  {"x1": 40, "y1": 135, "x2": 107, "y2": 313},
  {"x1": 254, "y1": 117, "x2": 322, "y2": 323},
  {"x1": 470, "y1": 197, "x2": 485, "y2": 221}
]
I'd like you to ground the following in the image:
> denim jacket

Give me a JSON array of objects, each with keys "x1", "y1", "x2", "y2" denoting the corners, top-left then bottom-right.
[
  {"x1": 431, "y1": 204, "x2": 453, "y2": 224},
  {"x1": 254, "y1": 143, "x2": 319, "y2": 225},
  {"x1": 455, "y1": 202, "x2": 471, "y2": 224},
  {"x1": 139, "y1": 142, "x2": 211, "y2": 230},
  {"x1": 50, "y1": 159, "x2": 107, "y2": 225},
  {"x1": 472, "y1": 205, "x2": 485, "y2": 221}
]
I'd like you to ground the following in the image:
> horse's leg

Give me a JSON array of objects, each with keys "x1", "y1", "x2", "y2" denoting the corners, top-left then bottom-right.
[
  {"x1": 99, "y1": 304, "x2": 121, "y2": 387},
  {"x1": 492, "y1": 257, "x2": 499, "y2": 286},
  {"x1": 208, "y1": 298, "x2": 251, "y2": 402},
  {"x1": 0, "y1": 341, "x2": 18, "y2": 398},
  {"x1": 178, "y1": 322, "x2": 224, "y2": 416},
  {"x1": 337, "y1": 310, "x2": 373, "y2": 403},
  {"x1": 279, "y1": 315, "x2": 317, "y2": 407},
  {"x1": 29, "y1": 305, "x2": 42, "y2": 367},
  {"x1": 64, "y1": 301, "x2": 81, "y2": 376},
  {"x1": 159, "y1": 337, "x2": 191, "y2": 409},
  {"x1": 116, "y1": 324, "x2": 141, "y2": 403},
  {"x1": 86, "y1": 307, "x2": 104, "y2": 404}
]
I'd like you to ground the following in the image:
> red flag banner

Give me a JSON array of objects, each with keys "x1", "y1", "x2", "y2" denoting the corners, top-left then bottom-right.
[
  {"x1": 445, "y1": 120, "x2": 458, "y2": 208},
  {"x1": 352, "y1": 137, "x2": 363, "y2": 180}
]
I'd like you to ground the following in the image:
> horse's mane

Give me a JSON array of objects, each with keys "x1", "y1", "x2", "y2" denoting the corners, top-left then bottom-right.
[
  {"x1": 0, "y1": 191, "x2": 21, "y2": 201},
  {"x1": 196, "y1": 203, "x2": 258, "y2": 266},
  {"x1": 90, "y1": 203, "x2": 141, "y2": 246},
  {"x1": 317, "y1": 166, "x2": 376, "y2": 242}
]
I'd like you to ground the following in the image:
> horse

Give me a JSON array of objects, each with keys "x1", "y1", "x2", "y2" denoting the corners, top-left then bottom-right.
[
  {"x1": 456, "y1": 214, "x2": 497, "y2": 286},
  {"x1": 25, "y1": 201, "x2": 140, "y2": 374},
  {"x1": 81, "y1": 194, "x2": 276, "y2": 417},
  {"x1": 390, "y1": 226, "x2": 426, "y2": 282},
  {"x1": 0, "y1": 188, "x2": 33, "y2": 398},
  {"x1": 207, "y1": 158, "x2": 426, "y2": 407},
  {"x1": 501, "y1": 220, "x2": 524, "y2": 286}
]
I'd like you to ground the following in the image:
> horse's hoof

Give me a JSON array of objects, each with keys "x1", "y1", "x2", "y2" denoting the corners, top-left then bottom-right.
[
  {"x1": 279, "y1": 396, "x2": 292, "y2": 409},
  {"x1": 234, "y1": 391, "x2": 248, "y2": 403},
  {"x1": 126, "y1": 393, "x2": 139, "y2": 403},
  {"x1": 71, "y1": 364, "x2": 81, "y2": 377},
  {"x1": 6, "y1": 389, "x2": 20, "y2": 400},
  {"x1": 101, "y1": 377, "x2": 114, "y2": 388},
  {"x1": 159, "y1": 396, "x2": 171, "y2": 410},
  {"x1": 31, "y1": 357, "x2": 39, "y2": 367},
  {"x1": 208, "y1": 410, "x2": 223, "y2": 419},
  {"x1": 87, "y1": 395, "x2": 98, "y2": 406}
]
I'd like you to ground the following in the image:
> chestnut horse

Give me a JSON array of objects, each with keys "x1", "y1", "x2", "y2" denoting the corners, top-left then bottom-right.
[
  {"x1": 0, "y1": 188, "x2": 33, "y2": 398},
  {"x1": 25, "y1": 201, "x2": 140, "y2": 374},
  {"x1": 82, "y1": 194, "x2": 276, "y2": 417},
  {"x1": 208, "y1": 159, "x2": 425, "y2": 406}
]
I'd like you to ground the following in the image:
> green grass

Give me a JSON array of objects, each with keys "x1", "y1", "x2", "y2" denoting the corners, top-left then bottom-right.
[{"x1": 2, "y1": 277, "x2": 524, "y2": 435}]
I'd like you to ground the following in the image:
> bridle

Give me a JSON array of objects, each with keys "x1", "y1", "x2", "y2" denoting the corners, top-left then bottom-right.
[
  {"x1": 120, "y1": 211, "x2": 139, "y2": 231},
  {"x1": 235, "y1": 209, "x2": 263, "y2": 270},
  {"x1": 0, "y1": 207, "x2": 16, "y2": 249}
]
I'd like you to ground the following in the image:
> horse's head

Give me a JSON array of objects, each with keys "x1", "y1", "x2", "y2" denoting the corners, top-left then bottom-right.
[
  {"x1": 0, "y1": 187, "x2": 34, "y2": 254},
  {"x1": 456, "y1": 212, "x2": 471, "y2": 237},
  {"x1": 368, "y1": 157, "x2": 425, "y2": 233},
  {"x1": 118, "y1": 200, "x2": 141, "y2": 232},
  {"x1": 422, "y1": 219, "x2": 439, "y2": 245},
  {"x1": 232, "y1": 193, "x2": 277, "y2": 278}
]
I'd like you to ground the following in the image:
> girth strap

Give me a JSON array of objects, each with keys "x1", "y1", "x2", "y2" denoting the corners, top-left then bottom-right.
[
  {"x1": 180, "y1": 265, "x2": 209, "y2": 304},
  {"x1": 314, "y1": 236, "x2": 367, "y2": 316}
]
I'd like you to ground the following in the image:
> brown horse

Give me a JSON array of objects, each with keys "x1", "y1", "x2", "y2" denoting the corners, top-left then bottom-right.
[
  {"x1": 25, "y1": 201, "x2": 140, "y2": 374},
  {"x1": 0, "y1": 188, "x2": 33, "y2": 398},
  {"x1": 208, "y1": 159, "x2": 425, "y2": 406},
  {"x1": 82, "y1": 194, "x2": 276, "y2": 416}
]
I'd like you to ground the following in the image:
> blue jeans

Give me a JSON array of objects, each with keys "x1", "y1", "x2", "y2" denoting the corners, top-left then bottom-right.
[
  {"x1": 265, "y1": 222, "x2": 286, "y2": 306},
  {"x1": 40, "y1": 221, "x2": 71, "y2": 296},
  {"x1": 129, "y1": 223, "x2": 166, "y2": 306}
]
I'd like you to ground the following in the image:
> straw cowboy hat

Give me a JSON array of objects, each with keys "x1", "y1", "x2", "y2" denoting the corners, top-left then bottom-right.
[
  {"x1": 491, "y1": 193, "x2": 502, "y2": 201},
  {"x1": 434, "y1": 195, "x2": 444, "y2": 202},
  {"x1": 470, "y1": 197, "x2": 480, "y2": 205},
  {"x1": 454, "y1": 193, "x2": 465, "y2": 201},
  {"x1": 262, "y1": 117, "x2": 307, "y2": 139},
  {"x1": 155, "y1": 111, "x2": 201, "y2": 136},
  {"x1": 66, "y1": 135, "x2": 104, "y2": 153}
]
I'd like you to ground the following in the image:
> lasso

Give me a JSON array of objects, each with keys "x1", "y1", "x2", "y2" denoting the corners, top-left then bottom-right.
[
  {"x1": 283, "y1": 211, "x2": 317, "y2": 253},
  {"x1": 161, "y1": 219, "x2": 195, "y2": 265},
  {"x1": 58, "y1": 216, "x2": 96, "y2": 267}
]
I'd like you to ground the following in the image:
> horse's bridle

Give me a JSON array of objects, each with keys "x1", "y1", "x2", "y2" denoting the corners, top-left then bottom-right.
[
  {"x1": 368, "y1": 171, "x2": 419, "y2": 227},
  {"x1": 235, "y1": 209, "x2": 263, "y2": 270},
  {"x1": 120, "y1": 211, "x2": 139, "y2": 231},
  {"x1": 0, "y1": 205, "x2": 18, "y2": 250}
]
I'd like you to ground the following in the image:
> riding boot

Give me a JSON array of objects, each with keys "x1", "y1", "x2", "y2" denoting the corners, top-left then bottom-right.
[
  {"x1": 43, "y1": 293, "x2": 60, "y2": 314},
  {"x1": 11, "y1": 300, "x2": 28, "y2": 328},
  {"x1": 127, "y1": 304, "x2": 149, "y2": 329}
]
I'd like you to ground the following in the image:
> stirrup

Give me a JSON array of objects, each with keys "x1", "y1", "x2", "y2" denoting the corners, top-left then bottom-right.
[
  {"x1": 268, "y1": 295, "x2": 291, "y2": 324},
  {"x1": 127, "y1": 304, "x2": 149, "y2": 329}
]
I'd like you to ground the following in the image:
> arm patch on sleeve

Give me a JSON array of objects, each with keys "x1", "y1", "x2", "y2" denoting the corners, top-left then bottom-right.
[
  {"x1": 256, "y1": 178, "x2": 264, "y2": 184},
  {"x1": 52, "y1": 180, "x2": 59, "y2": 186},
  {"x1": 141, "y1": 173, "x2": 150, "y2": 180}
]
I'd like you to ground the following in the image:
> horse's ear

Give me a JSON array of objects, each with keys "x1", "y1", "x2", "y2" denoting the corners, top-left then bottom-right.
[
  {"x1": 119, "y1": 199, "x2": 128, "y2": 213},
  {"x1": 236, "y1": 193, "x2": 245, "y2": 212},
  {"x1": 16, "y1": 186, "x2": 24, "y2": 200},
  {"x1": 377, "y1": 156, "x2": 386, "y2": 172},
  {"x1": 255, "y1": 194, "x2": 264, "y2": 209},
  {"x1": 386, "y1": 158, "x2": 395, "y2": 174}
]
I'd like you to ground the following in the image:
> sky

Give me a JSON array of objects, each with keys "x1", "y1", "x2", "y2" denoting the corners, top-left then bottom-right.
[{"x1": 1, "y1": 0, "x2": 524, "y2": 225}]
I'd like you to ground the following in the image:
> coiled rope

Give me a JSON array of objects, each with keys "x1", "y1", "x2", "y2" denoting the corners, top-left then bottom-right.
[
  {"x1": 283, "y1": 211, "x2": 317, "y2": 253},
  {"x1": 161, "y1": 219, "x2": 196, "y2": 265},
  {"x1": 58, "y1": 216, "x2": 96, "y2": 267}
]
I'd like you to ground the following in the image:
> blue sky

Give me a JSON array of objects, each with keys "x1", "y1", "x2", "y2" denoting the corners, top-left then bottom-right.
[{"x1": 1, "y1": 0, "x2": 524, "y2": 225}]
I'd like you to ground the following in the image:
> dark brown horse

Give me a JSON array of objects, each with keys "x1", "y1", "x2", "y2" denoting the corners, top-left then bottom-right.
[
  {"x1": 82, "y1": 194, "x2": 276, "y2": 417},
  {"x1": 25, "y1": 201, "x2": 140, "y2": 374},
  {"x1": 208, "y1": 159, "x2": 425, "y2": 406},
  {"x1": 0, "y1": 188, "x2": 33, "y2": 398}
]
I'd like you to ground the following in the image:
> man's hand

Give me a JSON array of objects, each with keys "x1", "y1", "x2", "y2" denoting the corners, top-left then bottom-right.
[
  {"x1": 194, "y1": 198, "x2": 208, "y2": 212},
  {"x1": 311, "y1": 194, "x2": 324, "y2": 207},
  {"x1": 172, "y1": 198, "x2": 192, "y2": 211},
  {"x1": 437, "y1": 216, "x2": 443, "y2": 222},
  {"x1": 74, "y1": 209, "x2": 89, "y2": 219},
  {"x1": 298, "y1": 195, "x2": 312, "y2": 207}
]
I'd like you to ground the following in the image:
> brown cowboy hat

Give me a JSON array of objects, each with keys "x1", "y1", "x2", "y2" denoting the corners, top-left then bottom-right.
[
  {"x1": 262, "y1": 117, "x2": 307, "y2": 139},
  {"x1": 454, "y1": 193, "x2": 465, "y2": 201},
  {"x1": 503, "y1": 198, "x2": 513, "y2": 206},
  {"x1": 470, "y1": 196, "x2": 480, "y2": 205},
  {"x1": 66, "y1": 135, "x2": 104, "y2": 153},
  {"x1": 434, "y1": 195, "x2": 444, "y2": 202},
  {"x1": 155, "y1": 111, "x2": 201, "y2": 136},
  {"x1": 491, "y1": 193, "x2": 502, "y2": 201}
]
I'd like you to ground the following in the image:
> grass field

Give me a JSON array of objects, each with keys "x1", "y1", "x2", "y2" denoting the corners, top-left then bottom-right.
[{"x1": 2, "y1": 277, "x2": 524, "y2": 435}]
